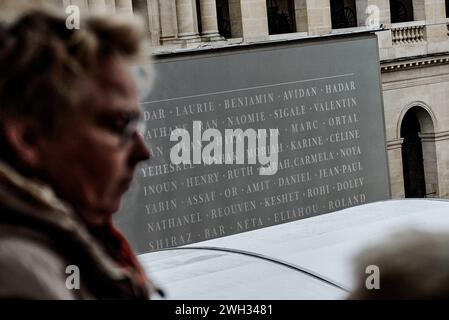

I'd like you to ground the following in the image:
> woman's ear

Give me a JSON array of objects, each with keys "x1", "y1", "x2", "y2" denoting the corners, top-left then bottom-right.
[{"x1": 2, "y1": 118, "x2": 43, "y2": 169}]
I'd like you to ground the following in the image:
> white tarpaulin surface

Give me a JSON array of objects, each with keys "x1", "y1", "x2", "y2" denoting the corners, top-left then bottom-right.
[{"x1": 139, "y1": 199, "x2": 449, "y2": 299}]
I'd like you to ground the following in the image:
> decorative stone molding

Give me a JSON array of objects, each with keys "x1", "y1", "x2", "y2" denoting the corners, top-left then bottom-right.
[
  {"x1": 419, "y1": 131, "x2": 449, "y2": 142},
  {"x1": 387, "y1": 138, "x2": 404, "y2": 150},
  {"x1": 382, "y1": 73, "x2": 449, "y2": 92},
  {"x1": 381, "y1": 55, "x2": 449, "y2": 73}
]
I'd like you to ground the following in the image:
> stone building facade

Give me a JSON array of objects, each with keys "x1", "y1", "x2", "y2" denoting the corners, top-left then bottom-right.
[{"x1": 4, "y1": 0, "x2": 449, "y2": 199}]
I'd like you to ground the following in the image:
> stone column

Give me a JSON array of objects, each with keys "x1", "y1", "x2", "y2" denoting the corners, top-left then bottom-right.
[
  {"x1": 294, "y1": 0, "x2": 331, "y2": 36},
  {"x1": 115, "y1": 0, "x2": 133, "y2": 17},
  {"x1": 45, "y1": 0, "x2": 65, "y2": 10},
  {"x1": 419, "y1": 133, "x2": 439, "y2": 197},
  {"x1": 105, "y1": 0, "x2": 116, "y2": 14},
  {"x1": 228, "y1": 0, "x2": 243, "y2": 38},
  {"x1": 434, "y1": 133, "x2": 449, "y2": 198},
  {"x1": 176, "y1": 0, "x2": 201, "y2": 42},
  {"x1": 420, "y1": 0, "x2": 449, "y2": 53},
  {"x1": 159, "y1": 0, "x2": 179, "y2": 44},
  {"x1": 88, "y1": 0, "x2": 107, "y2": 13},
  {"x1": 132, "y1": 0, "x2": 151, "y2": 41},
  {"x1": 67, "y1": 0, "x2": 89, "y2": 12},
  {"x1": 387, "y1": 139, "x2": 405, "y2": 198},
  {"x1": 356, "y1": 0, "x2": 393, "y2": 60},
  {"x1": 199, "y1": 0, "x2": 222, "y2": 40},
  {"x1": 412, "y1": 0, "x2": 425, "y2": 21},
  {"x1": 240, "y1": 0, "x2": 269, "y2": 42},
  {"x1": 148, "y1": 0, "x2": 161, "y2": 46}
]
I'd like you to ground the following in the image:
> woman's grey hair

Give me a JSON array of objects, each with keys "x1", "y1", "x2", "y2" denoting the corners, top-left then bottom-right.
[
  {"x1": 0, "y1": 8, "x2": 149, "y2": 130},
  {"x1": 0, "y1": 8, "x2": 151, "y2": 162}
]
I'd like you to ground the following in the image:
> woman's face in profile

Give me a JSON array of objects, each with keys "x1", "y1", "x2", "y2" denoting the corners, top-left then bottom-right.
[{"x1": 36, "y1": 58, "x2": 151, "y2": 225}]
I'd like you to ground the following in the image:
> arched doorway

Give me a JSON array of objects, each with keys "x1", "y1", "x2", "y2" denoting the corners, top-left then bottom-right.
[
  {"x1": 400, "y1": 106, "x2": 438, "y2": 198},
  {"x1": 401, "y1": 110, "x2": 425, "y2": 197}
]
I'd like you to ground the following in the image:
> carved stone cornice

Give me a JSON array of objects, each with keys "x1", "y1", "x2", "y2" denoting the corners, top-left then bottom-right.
[
  {"x1": 381, "y1": 55, "x2": 449, "y2": 73},
  {"x1": 387, "y1": 138, "x2": 404, "y2": 150},
  {"x1": 419, "y1": 131, "x2": 449, "y2": 142}
]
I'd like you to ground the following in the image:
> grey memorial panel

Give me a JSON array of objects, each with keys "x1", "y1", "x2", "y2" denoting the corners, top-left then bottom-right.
[{"x1": 114, "y1": 34, "x2": 390, "y2": 254}]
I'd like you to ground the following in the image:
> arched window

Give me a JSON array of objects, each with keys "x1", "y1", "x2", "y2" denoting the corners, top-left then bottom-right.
[
  {"x1": 266, "y1": 0, "x2": 296, "y2": 35},
  {"x1": 446, "y1": 0, "x2": 449, "y2": 18},
  {"x1": 400, "y1": 106, "x2": 438, "y2": 198},
  {"x1": 330, "y1": 0, "x2": 357, "y2": 29},
  {"x1": 390, "y1": 0, "x2": 414, "y2": 23}
]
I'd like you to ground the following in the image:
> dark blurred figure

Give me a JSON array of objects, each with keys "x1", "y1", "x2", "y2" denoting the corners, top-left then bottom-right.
[
  {"x1": 0, "y1": 8, "x2": 157, "y2": 299},
  {"x1": 348, "y1": 230, "x2": 449, "y2": 299}
]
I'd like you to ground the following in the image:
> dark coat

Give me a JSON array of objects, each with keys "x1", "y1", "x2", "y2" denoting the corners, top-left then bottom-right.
[{"x1": 0, "y1": 160, "x2": 157, "y2": 299}]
